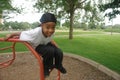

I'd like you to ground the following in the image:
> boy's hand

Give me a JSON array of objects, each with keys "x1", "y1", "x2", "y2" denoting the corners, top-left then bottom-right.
[
  {"x1": 4, "y1": 32, "x2": 21, "y2": 41},
  {"x1": 4, "y1": 34, "x2": 12, "y2": 40}
]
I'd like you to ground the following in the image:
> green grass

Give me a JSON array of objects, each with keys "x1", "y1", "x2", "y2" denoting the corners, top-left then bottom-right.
[
  {"x1": 54, "y1": 34, "x2": 120, "y2": 74},
  {"x1": 0, "y1": 31, "x2": 120, "y2": 74},
  {"x1": 0, "y1": 32, "x2": 28, "y2": 53},
  {"x1": 55, "y1": 30, "x2": 104, "y2": 35},
  {"x1": 0, "y1": 42, "x2": 28, "y2": 53}
]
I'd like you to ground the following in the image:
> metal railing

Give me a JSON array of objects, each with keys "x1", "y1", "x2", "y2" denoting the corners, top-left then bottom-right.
[{"x1": 0, "y1": 38, "x2": 60, "y2": 80}]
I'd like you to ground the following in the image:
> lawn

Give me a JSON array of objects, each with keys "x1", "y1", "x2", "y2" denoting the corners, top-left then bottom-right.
[
  {"x1": 0, "y1": 30, "x2": 120, "y2": 74},
  {"x1": 54, "y1": 34, "x2": 120, "y2": 74}
]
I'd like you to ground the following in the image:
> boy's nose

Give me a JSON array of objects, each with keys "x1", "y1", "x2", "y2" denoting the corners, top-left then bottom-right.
[{"x1": 49, "y1": 29, "x2": 54, "y2": 33}]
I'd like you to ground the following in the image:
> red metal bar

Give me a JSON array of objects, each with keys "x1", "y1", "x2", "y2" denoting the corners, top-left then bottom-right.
[
  {"x1": 0, "y1": 46, "x2": 13, "y2": 50},
  {"x1": 0, "y1": 38, "x2": 44, "y2": 80},
  {"x1": 0, "y1": 38, "x2": 60, "y2": 80},
  {"x1": 57, "y1": 70, "x2": 60, "y2": 80},
  {"x1": 0, "y1": 42, "x2": 16, "y2": 68},
  {"x1": 23, "y1": 42, "x2": 45, "y2": 80}
]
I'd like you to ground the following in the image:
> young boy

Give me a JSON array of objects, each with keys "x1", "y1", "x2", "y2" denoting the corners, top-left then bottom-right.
[{"x1": 5, "y1": 13, "x2": 66, "y2": 77}]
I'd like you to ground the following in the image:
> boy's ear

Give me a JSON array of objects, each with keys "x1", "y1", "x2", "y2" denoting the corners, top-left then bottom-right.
[
  {"x1": 40, "y1": 23, "x2": 43, "y2": 26},
  {"x1": 41, "y1": 23, "x2": 45, "y2": 26}
]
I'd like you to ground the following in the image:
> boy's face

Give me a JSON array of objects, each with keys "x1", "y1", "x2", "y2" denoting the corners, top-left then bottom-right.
[{"x1": 41, "y1": 22, "x2": 56, "y2": 37}]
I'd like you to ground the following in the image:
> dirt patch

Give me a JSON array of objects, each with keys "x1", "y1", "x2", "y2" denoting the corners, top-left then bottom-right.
[{"x1": 0, "y1": 52, "x2": 115, "y2": 80}]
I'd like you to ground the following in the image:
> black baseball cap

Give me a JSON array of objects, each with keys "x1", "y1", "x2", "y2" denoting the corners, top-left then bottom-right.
[{"x1": 40, "y1": 13, "x2": 57, "y2": 24}]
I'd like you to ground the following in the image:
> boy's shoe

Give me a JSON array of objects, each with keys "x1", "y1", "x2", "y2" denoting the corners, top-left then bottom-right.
[{"x1": 56, "y1": 66, "x2": 67, "y2": 74}]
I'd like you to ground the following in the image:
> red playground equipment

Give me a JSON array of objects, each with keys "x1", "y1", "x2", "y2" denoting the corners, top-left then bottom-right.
[{"x1": 0, "y1": 38, "x2": 60, "y2": 80}]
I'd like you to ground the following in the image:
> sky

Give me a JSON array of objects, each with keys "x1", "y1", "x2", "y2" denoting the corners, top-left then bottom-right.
[
  {"x1": 104, "y1": 9, "x2": 120, "y2": 25},
  {"x1": 6, "y1": 0, "x2": 42, "y2": 23},
  {"x1": 105, "y1": 15, "x2": 120, "y2": 25},
  {"x1": 5, "y1": 0, "x2": 120, "y2": 25}
]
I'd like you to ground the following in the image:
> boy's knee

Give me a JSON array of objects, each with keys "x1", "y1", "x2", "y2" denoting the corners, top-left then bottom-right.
[
  {"x1": 48, "y1": 47, "x2": 55, "y2": 55},
  {"x1": 55, "y1": 48, "x2": 63, "y2": 55}
]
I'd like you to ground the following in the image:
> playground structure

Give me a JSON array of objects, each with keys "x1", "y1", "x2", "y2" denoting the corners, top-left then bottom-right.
[{"x1": 0, "y1": 38, "x2": 60, "y2": 80}]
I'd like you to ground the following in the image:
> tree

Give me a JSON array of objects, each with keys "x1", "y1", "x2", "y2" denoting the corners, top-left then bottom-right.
[
  {"x1": 0, "y1": 0, "x2": 13, "y2": 18},
  {"x1": 0, "y1": 0, "x2": 22, "y2": 25},
  {"x1": 98, "y1": 0, "x2": 120, "y2": 35},
  {"x1": 99, "y1": 0, "x2": 120, "y2": 20},
  {"x1": 35, "y1": 0, "x2": 87, "y2": 39},
  {"x1": 82, "y1": 1, "x2": 105, "y2": 29},
  {"x1": 31, "y1": 22, "x2": 40, "y2": 29},
  {"x1": 3, "y1": 21, "x2": 32, "y2": 30},
  {"x1": 0, "y1": 0, "x2": 12, "y2": 24}
]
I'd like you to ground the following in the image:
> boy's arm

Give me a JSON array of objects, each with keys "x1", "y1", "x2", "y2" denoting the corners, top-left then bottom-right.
[
  {"x1": 4, "y1": 32, "x2": 21, "y2": 40},
  {"x1": 51, "y1": 40, "x2": 59, "y2": 48}
]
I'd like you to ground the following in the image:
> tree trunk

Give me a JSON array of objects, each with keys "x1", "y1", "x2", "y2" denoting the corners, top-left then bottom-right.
[{"x1": 69, "y1": 10, "x2": 74, "y2": 39}]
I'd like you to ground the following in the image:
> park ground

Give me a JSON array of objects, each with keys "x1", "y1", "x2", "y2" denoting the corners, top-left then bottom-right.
[{"x1": 0, "y1": 52, "x2": 115, "y2": 80}]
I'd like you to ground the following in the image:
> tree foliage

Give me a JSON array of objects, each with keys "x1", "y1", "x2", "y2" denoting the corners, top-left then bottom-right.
[
  {"x1": 0, "y1": 0, "x2": 22, "y2": 21},
  {"x1": 99, "y1": 0, "x2": 120, "y2": 20},
  {"x1": 82, "y1": 1, "x2": 105, "y2": 29},
  {"x1": 35, "y1": 0, "x2": 87, "y2": 39},
  {"x1": 1, "y1": 21, "x2": 32, "y2": 30},
  {"x1": 0, "y1": 0, "x2": 13, "y2": 18}
]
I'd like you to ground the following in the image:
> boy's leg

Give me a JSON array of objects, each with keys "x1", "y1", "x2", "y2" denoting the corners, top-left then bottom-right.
[
  {"x1": 54, "y1": 48, "x2": 67, "y2": 74},
  {"x1": 35, "y1": 44, "x2": 54, "y2": 76}
]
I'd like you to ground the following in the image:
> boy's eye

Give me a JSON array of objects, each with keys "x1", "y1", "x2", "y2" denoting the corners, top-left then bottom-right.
[
  {"x1": 46, "y1": 26, "x2": 49, "y2": 29},
  {"x1": 43, "y1": 22, "x2": 56, "y2": 30},
  {"x1": 46, "y1": 26, "x2": 55, "y2": 30}
]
